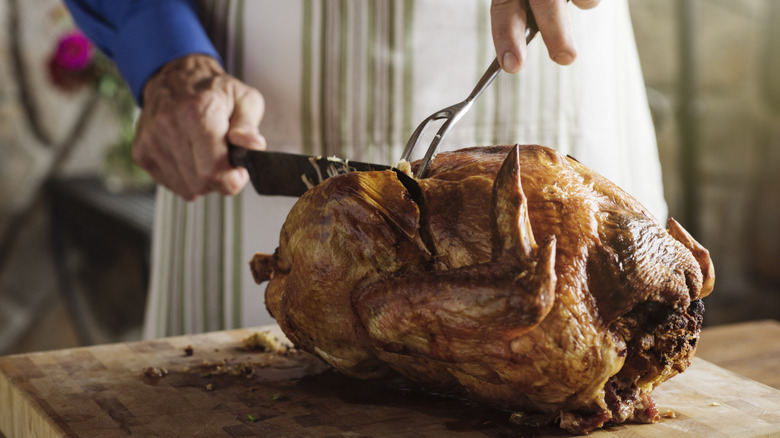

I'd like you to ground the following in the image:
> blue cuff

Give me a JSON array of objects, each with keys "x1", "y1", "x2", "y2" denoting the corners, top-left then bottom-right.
[
  {"x1": 113, "y1": 0, "x2": 222, "y2": 105},
  {"x1": 63, "y1": 0, "x2": 119, "y2": 59}
]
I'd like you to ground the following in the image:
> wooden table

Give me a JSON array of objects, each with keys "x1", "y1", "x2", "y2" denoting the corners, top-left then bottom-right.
[
  {"x1": 696, "y1": 319, "x2": 780, "y2": 390},
  {"x1": 1, "y1": 320, "x2": 778, "y2": 438}
]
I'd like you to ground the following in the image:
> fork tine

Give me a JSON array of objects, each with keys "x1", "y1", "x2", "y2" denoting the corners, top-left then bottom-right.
[
  {"x1": 400, "y1": 114, "x2": 436, "y2": 163},
  {"x1": 413, "y1": 115, "x2": 461, "y2": 178},
  {"x1": 400, "y1": 108, "x2": 456, "y2": 162},
  {"x1": 405, "y1": 58, "x2": 500, "y2": 179}
]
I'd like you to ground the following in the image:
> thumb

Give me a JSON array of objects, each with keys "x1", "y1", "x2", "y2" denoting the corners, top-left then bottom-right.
[
  {"x1": 228, "y1": 85, "x2": 266, "y2": 151},
  {"x1": 491, "y1": 0, "x2": 530, "y2": 73}
]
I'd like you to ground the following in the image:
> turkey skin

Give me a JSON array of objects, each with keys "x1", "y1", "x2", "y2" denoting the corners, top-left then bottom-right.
[{"x1": 251, "y1": 144, "x2": 714, "y2": 434}]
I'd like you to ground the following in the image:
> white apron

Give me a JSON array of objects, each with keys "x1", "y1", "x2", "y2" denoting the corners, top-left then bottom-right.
[{"x1": 142, "y1": 0, "x2": 667, "y2": 339}]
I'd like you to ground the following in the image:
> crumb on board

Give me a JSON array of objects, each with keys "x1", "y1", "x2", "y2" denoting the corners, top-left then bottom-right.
[
  {"x1": 195, "y1": 359, "x2": 257, "y2": 380},
  {"x1": 142, "y1": 367, "x2": 168, "y2": 378},
  {"x1": 205, "y1": 383, "x2": 214, "y2": 391},
  {"x1": 184, "y1": 345, "x2": 194, "y2": 356},
  {"x1": 711, "y1": 401, "x2": 721, "y2": 406},
  {"x1": 242, "y1": 331, "x2": 284, "y2": 353},
  {"x1": 662, "y1": 410, "x2": 677, "y2": 419}
]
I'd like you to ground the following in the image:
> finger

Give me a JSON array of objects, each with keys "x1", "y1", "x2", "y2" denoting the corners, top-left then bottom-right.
[
  {"x1": 186, "y1": 90, "x2": 250, "y2": 196},
  {"x1": 223, "y1": 131, "x2": 263, "y2": 194},
  {"x1": 571, "y1": 0, "x2": 600, "y2": 10},
  {"x1": 491, "y1": 0, "x2": 530, "y2": 74},
  {"x1": 529, "y1": 0, "x2": 577, "y2": 65},
  {"x1": 199, "y1": 138, "x2": 251, "y2": 197},
  {"x1": 205, "y1": 84, "x2": 266, "y2": 195},
  {"x1": 203, "y1": 144, "x2": 251, "y2": 196},
  {"x1": 228, "y1": 85, "x2": 266, "y2": 151}
]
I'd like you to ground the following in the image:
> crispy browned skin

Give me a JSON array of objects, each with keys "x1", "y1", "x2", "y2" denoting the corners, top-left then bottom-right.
[{"x1": 251, "y1": 145, "x2": 714, "y2": 434}]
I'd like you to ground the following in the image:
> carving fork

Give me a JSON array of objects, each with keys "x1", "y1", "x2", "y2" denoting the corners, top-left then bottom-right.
[{"x1": 400, "y1": 8, "x2": 542, "y2": 178}]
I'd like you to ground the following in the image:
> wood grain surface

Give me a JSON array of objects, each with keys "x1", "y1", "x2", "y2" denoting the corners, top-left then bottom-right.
[
  {"x1": 696, "y1": 319, "x2": 780, "y2": 390},
  {"x1": 1, "y1": 324, "x2": 779, "y2": 438}
]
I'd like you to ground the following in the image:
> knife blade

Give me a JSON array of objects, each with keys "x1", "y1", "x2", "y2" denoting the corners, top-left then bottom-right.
[{"x1": 228, "y1": 144, "x2": 391, "y2": 197}]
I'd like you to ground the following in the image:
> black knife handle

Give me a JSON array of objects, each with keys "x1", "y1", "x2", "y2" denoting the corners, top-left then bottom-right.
[{"x1": 227, "y1": 143, "x2": 247, "y2": 168}]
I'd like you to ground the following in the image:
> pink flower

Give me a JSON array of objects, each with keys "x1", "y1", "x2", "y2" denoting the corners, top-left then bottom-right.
[{"x1": 52, "y1": 30, "x2": 94, "y2": 71}]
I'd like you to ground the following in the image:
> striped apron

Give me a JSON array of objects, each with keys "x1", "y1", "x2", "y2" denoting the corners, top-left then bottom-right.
[{"x1": 142, "y1": 0, "x2": 667, "y2": 339}]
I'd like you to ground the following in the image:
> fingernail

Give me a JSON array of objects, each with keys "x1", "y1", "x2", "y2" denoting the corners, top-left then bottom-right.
[
  {"x1": 553, "y1": 52, "x2": 575, "y2": 65},
  {"x1": 502, "y1": 52, "x2": 520, "y2": 73}
]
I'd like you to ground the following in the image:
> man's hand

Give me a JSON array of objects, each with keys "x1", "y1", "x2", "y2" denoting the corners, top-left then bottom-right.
[
  {"x1": 491, "y1": 0, "x2": 600, "y2": 73},
  {"x1": 133, "y1": 54, "x2": 266, "y2": 200}
]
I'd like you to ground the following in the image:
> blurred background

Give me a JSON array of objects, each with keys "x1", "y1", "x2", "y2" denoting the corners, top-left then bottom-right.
[{"x1": 0, "y1": 0, "x2": 778, "y2": 356}]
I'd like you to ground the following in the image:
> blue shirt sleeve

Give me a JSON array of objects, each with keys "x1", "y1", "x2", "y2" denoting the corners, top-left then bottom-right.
[{"x1": 63, "y1": 0, "x2": 222, "y2": 105}]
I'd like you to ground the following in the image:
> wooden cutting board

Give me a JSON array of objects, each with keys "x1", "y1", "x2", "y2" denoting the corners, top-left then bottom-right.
[{"x1": 1, "y1": 325, "x2": 779, "y2": 438}]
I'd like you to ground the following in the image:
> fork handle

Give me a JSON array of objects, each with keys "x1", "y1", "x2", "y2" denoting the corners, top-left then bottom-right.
[{"x1": 466, "y1": 58, "x2": 502, "y2": 103}]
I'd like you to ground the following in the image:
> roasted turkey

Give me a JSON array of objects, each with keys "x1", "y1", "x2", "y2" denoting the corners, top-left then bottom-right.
[{"x1": 251, "y1": 144, "x2": 714, "y2": 434}]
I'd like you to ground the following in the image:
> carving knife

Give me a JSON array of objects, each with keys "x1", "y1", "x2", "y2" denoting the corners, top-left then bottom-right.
[{"x1": 228, "y1": 144, "x2": 391, "y2": 197}]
